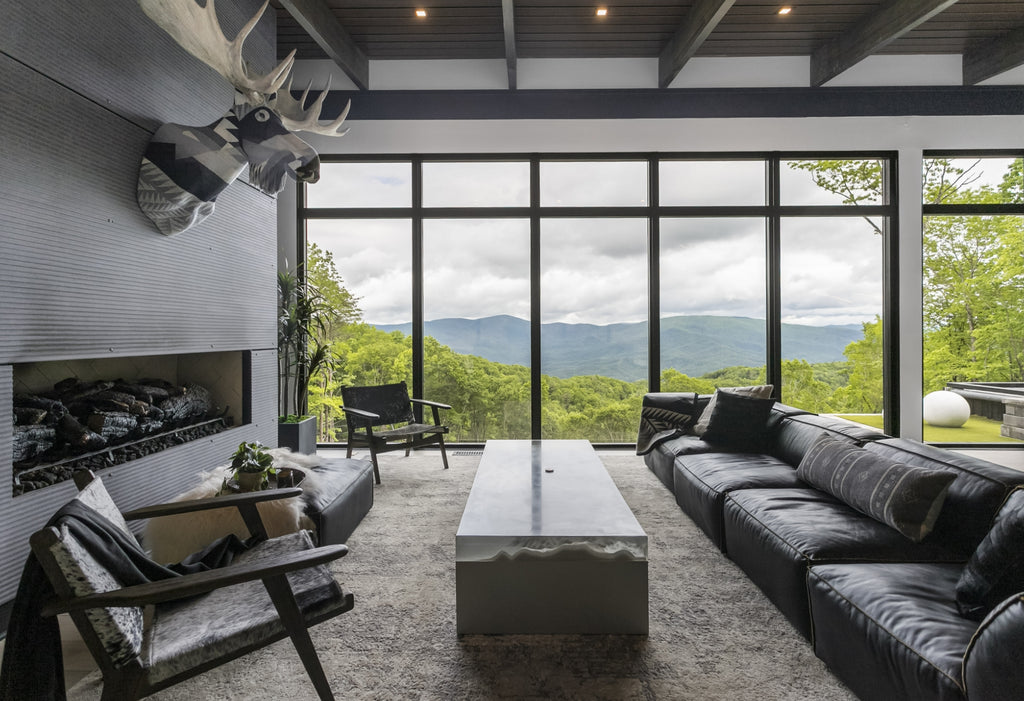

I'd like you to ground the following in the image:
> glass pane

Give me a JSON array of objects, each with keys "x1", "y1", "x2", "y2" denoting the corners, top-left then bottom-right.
[
  {"x1": 923, "y1": 157, "x2": 1023, "y2": 205},
  {"x1": 423, "y1": 219, "x2": 531, "y2": 440},
  {"x1": 922, "y1": 214, "x2": 1024, "y2": 443},
  {"x1": 659, "y1": 219, "x2": 766, "y2": 391},
  {"x1": 306, "y1": 219, "x2": 412, "y2": 441},
  {"x1": 306, "y1": 162, "x2": 411, "y2": 208},
  {"x1": 780, "y1": 159, "x2": 884, "y2": 206},
  {"x1": 660, "y1": 161, "x2": 765, "y2": 206},
  {"x1": 423, "y1": 162, "x2": 530, "y2": 207},
  {"x1": 540, "y1": 161, "x2": 648, "y2": 207},
  {"x1": 540, "y1": 218, "x2": 647, "y2": 441},
  {"x1": 780, "y1": 217, "x2": 884, "y2": 430}
]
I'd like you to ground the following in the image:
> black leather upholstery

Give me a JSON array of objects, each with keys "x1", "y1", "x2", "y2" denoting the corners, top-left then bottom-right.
[
  {"x1": 723, "y1": 488, "x2": 960, "y2": 639},
  {"x1": 808, "y1": 563, "x2": 973, "y2": 701},
  {"x1": 963, "y1": 593, "x2": 1024, "y2": 701},
  {"x1": 866, "y1": 439, "x2": 1024, "y2": 556},
  {"x1": 672, "y1": 452, "x2": 802, "y2": 551},
  {"x1": 644, "y1": 434, "x2": 723, "y2": 492},
  {"x1": 303, "y1": 458, "x2": 375, "y2": 546},
  {"x1": 771, "y1": 412, "x2": 887, "y2": 468}
]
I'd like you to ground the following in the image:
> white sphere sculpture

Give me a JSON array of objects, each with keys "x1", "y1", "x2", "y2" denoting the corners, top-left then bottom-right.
[{"x1": 923, "y1": 390, "x2": 971, "y2": 428}]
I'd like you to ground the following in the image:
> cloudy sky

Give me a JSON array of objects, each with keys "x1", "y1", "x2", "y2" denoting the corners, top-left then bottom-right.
[{"x1": 307, "y1": 159, "x2": 885, "y2": 328}]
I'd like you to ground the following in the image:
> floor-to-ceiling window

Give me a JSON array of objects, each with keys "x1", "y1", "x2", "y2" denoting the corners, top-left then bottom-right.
[
  {"x1": 921, "y1": 152, "x2": 1024, "y2": 444},
  {"x1": 301, "y1": 152, "x2": 898, "y2": 444},
  {"x1": 778, "y1": 157, "x2": 891, "y2": 432}
]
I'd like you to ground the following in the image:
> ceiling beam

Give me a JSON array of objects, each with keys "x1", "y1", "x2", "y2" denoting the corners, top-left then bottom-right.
[
  {"x1": 502, "y1": 0, "x2": 517, "y2": 90},
  {"x1": 963, "y1": 25, "x2": 1024, "y2": 85},
  {"x1": 810, "y1": 0, "x2": 960, "y2": 87},
  {"x1": 278, "y1": 0, "x2": 369, "y2": 90},
  {"x1": 658, "y1": 0, "x2": 736, "y2": 89}
]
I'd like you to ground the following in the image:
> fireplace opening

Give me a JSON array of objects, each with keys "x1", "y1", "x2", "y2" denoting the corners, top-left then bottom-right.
[{"x1": 11, "y1": 351, "x2": 247, "y2": 495}]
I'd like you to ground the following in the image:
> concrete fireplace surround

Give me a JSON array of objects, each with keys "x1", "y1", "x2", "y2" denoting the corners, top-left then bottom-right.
[{"x1": 0, "y1": 0, "x2": 281, "y2": 617}]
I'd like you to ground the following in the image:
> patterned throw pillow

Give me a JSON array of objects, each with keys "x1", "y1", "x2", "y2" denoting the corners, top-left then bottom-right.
[
  {"x1": 636, "y1": 392, "x2": 700, "y2": 455},
  {"x1": 956, "y1": 489, "x2": 1024, "y2": 620},
  {"x1": 797, "y1": 434, "x2": 956, "y2": 542},
  {"x1": 693, "y1": 384, "x2": 774, "y2": 437},
  {"x1": 699, "y1": 389, "x2": 777, "y2": 453}
]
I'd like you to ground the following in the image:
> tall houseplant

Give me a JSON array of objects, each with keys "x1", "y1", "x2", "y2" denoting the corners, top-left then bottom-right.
[{"x1": 278, "y1": 264, "x2": 337, "y2": 453}]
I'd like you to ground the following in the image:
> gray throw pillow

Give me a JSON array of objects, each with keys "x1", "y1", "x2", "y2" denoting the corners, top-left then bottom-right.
[
  {"x1": 797, "y1": 434, "x2": 956, "y2": 542},
  {"x1": 956, "y1": 489, "x2": 1024, "y2": 620},
  {"x1": 693, "y1": 384, "x2": 774, "y2": 436}
]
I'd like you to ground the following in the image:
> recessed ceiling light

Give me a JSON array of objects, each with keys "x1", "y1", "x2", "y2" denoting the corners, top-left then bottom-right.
[
  {"x1": 415, "y1": 9, "x2": 427, "y2": 18},
  {"x1": 778, "y1": 6, "x2": 792, "y2": 15},
  {"x1": 596, "y1": 8, "x2": 608, "y2": 17}
]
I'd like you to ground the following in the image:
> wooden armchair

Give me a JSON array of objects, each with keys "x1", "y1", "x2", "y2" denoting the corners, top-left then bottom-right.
[
  {"x1": 26, "y1": 470, "x2": 353, "y2": 701},
  {"x1": 341, "y1": 381, "x2": 450, "y2": 484}
]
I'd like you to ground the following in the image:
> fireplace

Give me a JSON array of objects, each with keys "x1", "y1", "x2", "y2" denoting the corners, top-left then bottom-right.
[{"x1": 11, "y1": 351, "x2": 249, "y2": 495}]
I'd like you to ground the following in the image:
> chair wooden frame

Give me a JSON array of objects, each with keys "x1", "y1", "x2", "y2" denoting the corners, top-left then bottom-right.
[
  {"x1": 29, "y1": 471, "x2": 353, "y2": 701},
  {"x1": 341, "y1": 382, "x2": 451, "y2": 484}
]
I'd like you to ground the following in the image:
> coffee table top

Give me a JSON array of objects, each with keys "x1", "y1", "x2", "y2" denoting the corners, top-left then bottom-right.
[{"x1": 456, "y1": 440, "x2": 647, "y2": 563}]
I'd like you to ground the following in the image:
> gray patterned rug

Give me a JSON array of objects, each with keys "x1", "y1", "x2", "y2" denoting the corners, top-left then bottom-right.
[{"x1": 70, "y1": 450, "x2": 855, "y2": 700}]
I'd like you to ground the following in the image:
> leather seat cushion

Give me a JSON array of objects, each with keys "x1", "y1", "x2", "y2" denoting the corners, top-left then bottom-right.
[
  {"x1": 808, "y1": 562, "x2": 973, "y2": 701},
  {"x1": 672, "y1": 453, "x2": 803, "y2": 551},
  {"x1": 723, "y1": 488, "x2": 960, "y2": 638},
  {"x1": 643, "y1": 434, "x2": 727, "y2": 492}
]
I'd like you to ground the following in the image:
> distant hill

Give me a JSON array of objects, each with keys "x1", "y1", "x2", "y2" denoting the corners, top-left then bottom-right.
[{"x1": 374, "y1": 314, "x2": 864, "y2": 382}]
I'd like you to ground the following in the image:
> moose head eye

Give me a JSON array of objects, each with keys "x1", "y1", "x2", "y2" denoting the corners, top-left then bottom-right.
[{"x1": 254, "y1": 109, "x2": 270, "y2": 123}]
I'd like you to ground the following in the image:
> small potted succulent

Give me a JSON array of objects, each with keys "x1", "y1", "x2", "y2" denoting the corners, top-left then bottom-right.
[{"x1": 229, "y1": 441, "x2": 276, "y2": 492}]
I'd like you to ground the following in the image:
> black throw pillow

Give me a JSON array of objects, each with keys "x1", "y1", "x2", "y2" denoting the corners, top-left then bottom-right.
[
  {"x1": 956, "y1": 489, "x2": 1024, "y2": 620},
  {"x1": 699, "y1": 389, "x2": 776, "y2": 453},
  {"x1": 797, "y1": 434, "x2": 956, "y2": 542}
]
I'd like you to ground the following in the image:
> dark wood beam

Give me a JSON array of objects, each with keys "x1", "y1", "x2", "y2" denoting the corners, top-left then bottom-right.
[
  {"x1": 278, "y1": 0, "x2": 369, "y2": 90},
  {"x1": 502, "y1": 0, "x2": 517, "y2": 90},
  {"x1": 810, "y1": 0, "x2": 960, "y2": 87},
  {"x1": 963, "y1": 26, "x2": 1024, "y2": 85},
  {"x1": 658, "y1": 0, "x2": 736, "y2": 89}
]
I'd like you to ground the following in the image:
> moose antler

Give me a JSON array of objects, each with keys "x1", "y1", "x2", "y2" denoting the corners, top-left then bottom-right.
[
  {"x1": 272, "y1": 77, "x2": 352, "y2": 136},
  {"x1": 138, "y1": 0, "x2": 294, "y2": 99}
]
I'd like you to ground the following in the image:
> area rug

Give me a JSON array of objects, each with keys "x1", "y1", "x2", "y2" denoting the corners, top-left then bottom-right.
[{"x1": 69, "y1": 450, "x2": 855, "y2": 700}]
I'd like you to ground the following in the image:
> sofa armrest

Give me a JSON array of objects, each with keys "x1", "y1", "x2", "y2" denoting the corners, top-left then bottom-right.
[{"x1": 963, "y1": 592, "x2": 1024, "y2": 701}]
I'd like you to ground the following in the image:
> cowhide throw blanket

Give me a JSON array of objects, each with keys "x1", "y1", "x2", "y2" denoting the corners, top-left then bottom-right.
[{"x1": 144, "y1": 448, "x2": 325, "y2": 564}]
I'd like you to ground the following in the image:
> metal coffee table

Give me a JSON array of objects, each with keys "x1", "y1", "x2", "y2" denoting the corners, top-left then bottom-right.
[{"x1": 456, "y1": 440, "x2": 648, "y2": 634}]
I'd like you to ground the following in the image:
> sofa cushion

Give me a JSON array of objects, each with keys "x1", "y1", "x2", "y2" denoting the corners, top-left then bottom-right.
[
  {"x1": 797, "y1": 435, "x2": 956, "y2": 542},
  {"x1": 723, "y1": 488, "x2": 960, "y2": 639},
  {"x1": 956, "y1": 488, "x2": 1024, "y2": 620},
  {"x1": 643, "y1": 433, "x2": 726, "y2": 492},
  {"x1": 693, "y1": 384, "x2": 773, "y2": 436},
  {"x1": 808, "y1": 562, "x2": 974, "y2": 701},
  {"x1": 771, "y1": 413, "x2": 888, "y2": 468},
  {"x1": 699, "y1": 390, "x2": 777, "y2": 453},
  {"x1": 865, "y1": 438, "x2": 1024, "y2": 557},
  {"x1": 673, "y1": 452, "x2": 803, "y2": 551}
]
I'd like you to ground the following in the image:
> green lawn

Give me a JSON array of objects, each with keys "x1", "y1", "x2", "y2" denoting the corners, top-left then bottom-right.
[{"x1": 834, "y1": 413, "x2": 1022, "y2": 443}]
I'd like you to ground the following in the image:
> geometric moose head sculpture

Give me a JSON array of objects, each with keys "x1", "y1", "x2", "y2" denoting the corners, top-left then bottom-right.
[{"x1": 136, "y1": 0, "x2": 350, "y2": 235}]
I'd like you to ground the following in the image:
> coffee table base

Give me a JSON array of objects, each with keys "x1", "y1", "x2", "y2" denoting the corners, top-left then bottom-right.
[{"x1": 456, "y1": 559, "x2": 648, "y2": 634}]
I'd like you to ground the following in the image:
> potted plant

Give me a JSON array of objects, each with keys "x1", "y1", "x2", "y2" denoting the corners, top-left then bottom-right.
[
  {"x1": 278, "y1": 265, "x2": 336, "y2": 454},
  {"x1": 230, "y1": 441, "x2": 275, "y2": 492}
]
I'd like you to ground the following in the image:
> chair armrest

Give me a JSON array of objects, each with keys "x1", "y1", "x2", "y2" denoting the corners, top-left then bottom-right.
[
  {"x1": 411, "y1": 398, "x2": 452, "y2": 411},
  {"x1": 121, "y1": 487, "x2": 304, "y2": 521},
  {"x1": 124, "y1": 487, "x2": 304, "y2": 542},
  {"x1": 341, "y1": 406, "x2": 380, "y2": 421},
  {"x1": 42, "y1": 543, "x2": 349, "y2": 616}
]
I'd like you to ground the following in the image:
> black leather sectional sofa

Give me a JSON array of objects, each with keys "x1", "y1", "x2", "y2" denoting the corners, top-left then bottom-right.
[{"x1": 641, "y1": 393, "x2": 1024, "y2": 701}]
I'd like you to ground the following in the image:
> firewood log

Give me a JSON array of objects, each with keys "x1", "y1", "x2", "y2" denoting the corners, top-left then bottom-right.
[
  {"x1": 13, "y1": 425, "x2": 56, "y2": 462},
  {"x1": 86, "y1": 411, "x2": 138, "y2": 440},
  {"x1": 58, "y1": 413, "x2": 107, "y2": 450}
]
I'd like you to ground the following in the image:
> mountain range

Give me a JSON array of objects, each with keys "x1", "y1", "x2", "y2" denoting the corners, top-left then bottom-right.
[{"x1": 375, "y1": 315, "x2": 863, "y2": 382}]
